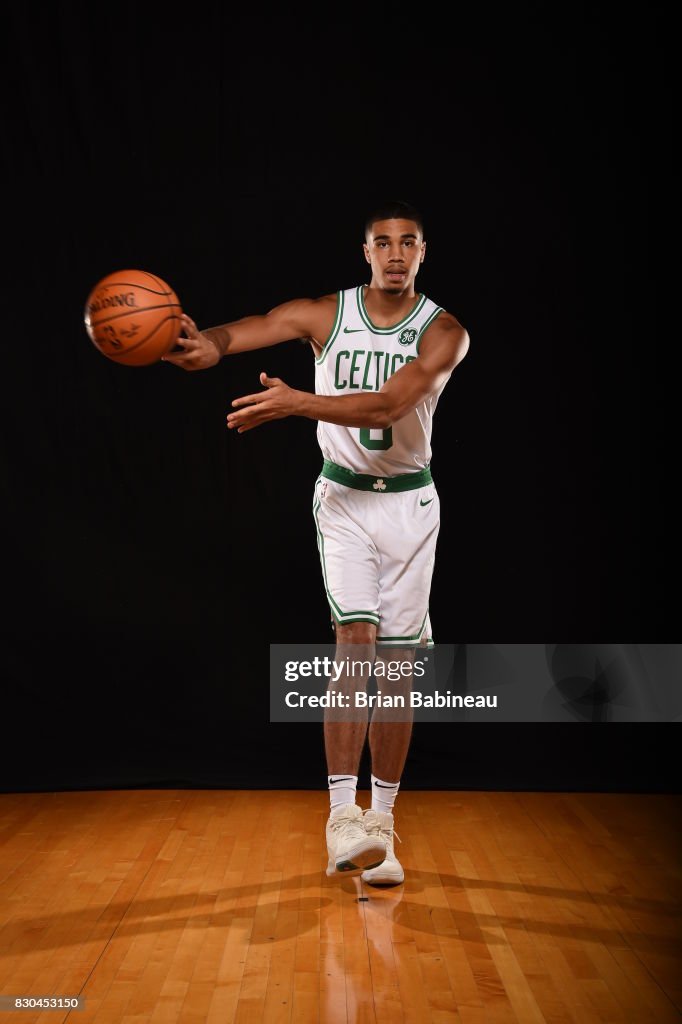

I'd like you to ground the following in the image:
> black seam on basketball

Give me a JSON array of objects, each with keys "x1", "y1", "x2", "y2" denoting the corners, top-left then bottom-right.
[
  {"x1": 88, "y1": 303, "x2": 182, "y2": 327},
  {"x1": 100, "y1": 314, "x2": 180, "y2": 359},
  {"x1": 138, "y1": 270, "x2": 176, "y2": 294},
  {"x1": 89, "y1": 281, "x2": 175, "y2": 297}
]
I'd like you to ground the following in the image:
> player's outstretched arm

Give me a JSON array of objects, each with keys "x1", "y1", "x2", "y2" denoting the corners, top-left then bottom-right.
[
  {"x1": 227, "y1": 313, "x2": 469, "y2": 432},
  {"x1": 161, "y1": 295, "x2": 336, "y2": 371},
  {"x1": 367, "y1": 312, "x2": 470, "y2": 422}
]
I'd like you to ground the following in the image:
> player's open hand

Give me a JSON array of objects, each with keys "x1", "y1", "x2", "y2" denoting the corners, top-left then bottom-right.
[
  {"x1": 161, "y1": 315, "x2": 221, "y2": 370},
  {"x1": 227, "y1": 372, "x2": 299, "y2": 432}
]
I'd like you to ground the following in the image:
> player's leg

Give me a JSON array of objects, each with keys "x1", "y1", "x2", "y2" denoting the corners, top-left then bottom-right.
[
  {"x1": 323, "y1": 620, "x2": 388, "y2": 875},
  {"x1": 325, "y1": 620, "x2": 375, "y2": 788},
  {"x1": 360, "y1": 645, "x2": 415, "y2": 885},
  {"x1": 368, "y1": 644, "x2": 415, "y2": 792},
  {"x1": 312, "y1": 477, "x2": 387, "y2": 874},
  {"x1": 361, "y1": 485, "x2": 440, "y2": 885}
]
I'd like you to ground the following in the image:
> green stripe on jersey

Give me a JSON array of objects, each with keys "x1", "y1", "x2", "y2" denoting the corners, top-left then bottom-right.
[
  {"x1": 416, "y1": 307, "x2": 444, "y2": 353},
  {"x1": 315, "y1": 290, "x2": 345, "y2": 364},
  {"x1": 357, "y1": 286, "x2": 427, "y2": 334}
]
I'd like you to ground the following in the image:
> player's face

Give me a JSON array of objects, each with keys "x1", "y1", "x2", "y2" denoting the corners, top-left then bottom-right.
[{"x1": 363, "y1": 218, "x2": 426, "y2": 294}]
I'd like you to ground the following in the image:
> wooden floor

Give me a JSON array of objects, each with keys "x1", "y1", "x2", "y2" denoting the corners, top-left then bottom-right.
[{"x1": 0, "y1": 790, "x2": 679, "y2": 1023}]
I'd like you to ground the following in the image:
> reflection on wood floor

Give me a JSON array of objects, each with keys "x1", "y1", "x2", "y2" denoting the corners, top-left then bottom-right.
[{"x1": 0, "y1": 789, "x2": 680, "y2": 1022}]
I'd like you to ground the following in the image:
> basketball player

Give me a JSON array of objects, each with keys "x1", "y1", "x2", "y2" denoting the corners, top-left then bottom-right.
[{"x1": 164, "y1": 201, "x2": 469, "y2": 885}]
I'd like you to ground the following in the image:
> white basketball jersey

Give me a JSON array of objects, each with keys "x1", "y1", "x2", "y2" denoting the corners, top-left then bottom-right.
[{"x1": 314, "y1": 285, "x2": 446, "y2": 476}]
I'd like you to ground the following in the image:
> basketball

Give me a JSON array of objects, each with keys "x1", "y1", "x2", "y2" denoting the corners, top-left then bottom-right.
[{"x1": 84, "y1": 269, "x2": 183, "y2": 366}]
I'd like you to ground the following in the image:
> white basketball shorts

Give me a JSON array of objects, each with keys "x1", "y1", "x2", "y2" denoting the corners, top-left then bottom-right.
[{"x1": 312, "y1": 466, "x2": 439, "y2": 647}]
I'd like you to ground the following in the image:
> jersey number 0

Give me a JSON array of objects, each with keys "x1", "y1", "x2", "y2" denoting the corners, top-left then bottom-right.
[{"x1": 360, "y1": 427, "x2": 393, "y2": 451}]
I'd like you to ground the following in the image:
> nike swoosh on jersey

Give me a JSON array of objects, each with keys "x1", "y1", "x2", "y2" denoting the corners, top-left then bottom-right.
[{"x1": 343, "y1": 327, "x2": 364, "y2": 333}]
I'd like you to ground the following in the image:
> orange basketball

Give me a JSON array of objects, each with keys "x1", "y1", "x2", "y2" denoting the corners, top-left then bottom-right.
[{"x1": 84, "y1": 269, "x2": 183, "y2": 366}]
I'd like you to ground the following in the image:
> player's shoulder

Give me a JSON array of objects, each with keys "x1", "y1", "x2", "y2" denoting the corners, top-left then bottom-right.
[
  {"x1": 425, "y1": 308, "x2": 469, "y2": 342},
  {"x1": 419, "y1": 308, "x2": 470, "y2": 366},
  {"x1": 432, "y1": 307, "x2": 465, "y2": 331},
  {"x1": 313, "y1": 291, "x2": 340, "y2": 307},
  {"x1": 294, "y1": 293, "x2": 341, "y2": 352},
  {"x1": 289, "y1": 292, "x2": 338, "y2": 314}
]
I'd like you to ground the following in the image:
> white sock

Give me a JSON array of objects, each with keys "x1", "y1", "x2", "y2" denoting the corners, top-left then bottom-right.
[
  {"x1": 328, "y1": 774, "x2": 358, "y2": 812},
  {"x1": 371, "y1": 773, "x2": 400, "y2": 814}
]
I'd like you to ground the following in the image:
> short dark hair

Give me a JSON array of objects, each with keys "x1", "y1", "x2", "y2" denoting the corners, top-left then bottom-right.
[{"x1": 364, "y1": 200, "x2": 424, "y2": 240}]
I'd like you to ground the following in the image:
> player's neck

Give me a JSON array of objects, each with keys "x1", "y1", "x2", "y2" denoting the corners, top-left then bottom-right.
[{"x1": 363, "y1": 284, "x2": 420, "y2": 327}]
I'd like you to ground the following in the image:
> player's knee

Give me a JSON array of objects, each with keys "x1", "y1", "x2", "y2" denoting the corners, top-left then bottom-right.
[{"x1": 333, "y1": 621, "x2": 377, "y2": 646}]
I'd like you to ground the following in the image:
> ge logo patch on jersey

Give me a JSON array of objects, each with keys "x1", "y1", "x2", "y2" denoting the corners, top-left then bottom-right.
[{"x1": 398, "y1": 328, "x2": 417, "y2": 347}]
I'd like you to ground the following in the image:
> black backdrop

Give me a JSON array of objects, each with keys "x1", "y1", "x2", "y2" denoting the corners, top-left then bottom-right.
[{"x1": 1, "y1": 5, "x2": 674, "y2": 793}]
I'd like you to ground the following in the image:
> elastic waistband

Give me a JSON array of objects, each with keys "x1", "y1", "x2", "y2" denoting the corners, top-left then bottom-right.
[{"x1": 321, "y1": 459, "x2": 432, "y2": 493}]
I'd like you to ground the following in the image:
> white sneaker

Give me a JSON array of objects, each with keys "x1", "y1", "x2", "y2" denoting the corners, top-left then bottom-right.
[
  {"x1": 360, "y1": 809, "x2": 404, "y2": 886},
  {"x1": 326, "y1": 803, "x2": 386, "y2": 876}
]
